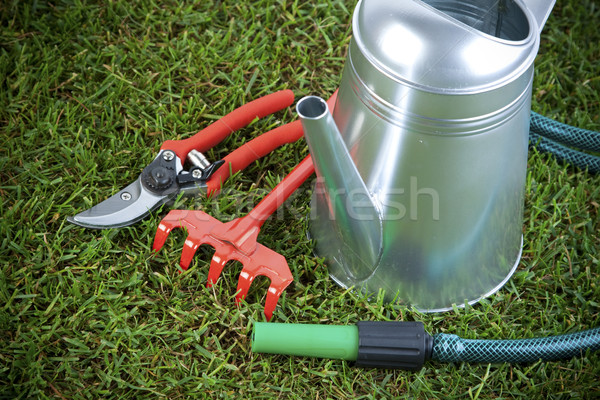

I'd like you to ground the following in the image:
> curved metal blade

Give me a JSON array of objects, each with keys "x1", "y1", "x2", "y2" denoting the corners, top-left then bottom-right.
[{"x1": 67, "y1": 177, "x2": 169, "y2": 229}]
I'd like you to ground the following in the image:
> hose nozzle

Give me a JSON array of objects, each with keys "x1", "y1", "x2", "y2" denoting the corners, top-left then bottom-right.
[{"x1": 252, "y1": 321, "x2": 432, "y2": 370}]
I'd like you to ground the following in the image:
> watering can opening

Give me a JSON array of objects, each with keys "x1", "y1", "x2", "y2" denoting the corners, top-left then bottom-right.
[
  {"x1": 420, "y1": 0, "x2": 530, "y2": 41},
  {"x1": 351, "y1": 0, "x2": 555, "y2": 94},
  {"x1": 296, "y1": 96, "x2": 328, "y2": 120}
]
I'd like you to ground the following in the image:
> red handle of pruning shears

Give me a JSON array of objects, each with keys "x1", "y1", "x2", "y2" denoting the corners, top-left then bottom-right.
[
  {"x1": 205, "y1": 120, "x2": 305, "y2": 194},
  {"x1": 204, "y1": 92, "x2": 338, "y2": 195},
  {"x1": 160, "y1": 90, "x2": 295, "y2": 161}
]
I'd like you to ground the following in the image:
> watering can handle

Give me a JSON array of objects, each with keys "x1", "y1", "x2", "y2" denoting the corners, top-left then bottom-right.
[{"x1": 523, "y1": 0, "x2": 556, "y2": 34}]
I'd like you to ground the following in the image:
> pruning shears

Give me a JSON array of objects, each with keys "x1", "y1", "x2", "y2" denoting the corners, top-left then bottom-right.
[{"x1": 68, "y1": 90, "x2": 299, "y2": 229}]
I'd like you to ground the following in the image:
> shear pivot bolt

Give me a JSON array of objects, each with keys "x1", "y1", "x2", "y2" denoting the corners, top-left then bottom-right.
[
  {"x1": 162, "y1": 150, "x2": 175, "y2": 161},
  {"x1": 146, "y1": 167, "x2": 173, "y2": 190},
  {"x1": 121, "y1": 192, "x2": 132, "y2": 201}
]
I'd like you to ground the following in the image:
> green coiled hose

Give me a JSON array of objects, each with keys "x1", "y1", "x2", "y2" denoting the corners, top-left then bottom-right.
[{"x1": 253, "y1": 322, "x2": 600, "y2": 369}]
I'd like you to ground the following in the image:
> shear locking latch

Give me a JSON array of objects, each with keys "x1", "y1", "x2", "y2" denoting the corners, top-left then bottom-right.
[{"x1": 177, "y1": 149, "x2": 225, "y2": 189}]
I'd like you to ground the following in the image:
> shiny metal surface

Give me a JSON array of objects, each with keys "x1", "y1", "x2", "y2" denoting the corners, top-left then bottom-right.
[
  {"x1": 67, "y1": 177, "x2": 167, "y2": 229},
  {"x1": 353, "y1": 0, "x2": 554, "y2": 93},
  {"x1": 305, "y1": 0, "x2": 554, "y2": 311},
  {"x1": 523, "y1": 0, "x2": 556, "y2": 32}
]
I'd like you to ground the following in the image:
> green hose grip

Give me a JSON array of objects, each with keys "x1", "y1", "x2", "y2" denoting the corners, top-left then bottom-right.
[{"x1": 252, "y1": 322, "x2": 359, "y2": 361}]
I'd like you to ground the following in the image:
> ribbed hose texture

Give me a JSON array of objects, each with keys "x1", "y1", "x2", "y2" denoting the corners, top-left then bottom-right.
[
  {"x1": 531, "y1": 112, "x2": 600, "y2": 153},
  {"x1": 529, "y1": 131, "x2": 600, "y2": 174},
  {"x1": 529, "y1": 112, "x2": 600, "y2": 174},
  {"x1": 432, "y1": 328, "x2": 600, "y2": 363}
]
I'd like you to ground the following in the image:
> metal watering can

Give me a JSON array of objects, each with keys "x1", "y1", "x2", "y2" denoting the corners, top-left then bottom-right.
[{"x1": 298, "y1": 0, "x2": 556, "y2": 311}]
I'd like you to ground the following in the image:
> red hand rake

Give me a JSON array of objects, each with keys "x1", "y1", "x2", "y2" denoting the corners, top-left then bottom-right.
[{"x1": 153, "y1": 156, "x2": 314, "y2": 320}]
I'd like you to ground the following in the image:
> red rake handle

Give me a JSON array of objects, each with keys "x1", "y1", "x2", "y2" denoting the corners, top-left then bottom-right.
[
  {"x1": 208, "y1": 155, "x2": 314, "y2": 256},
  {"x1": 247, "y1": 155, "x2": 314, "y2": 224},
  {"x1": 160, "y1": 90, "x2": 295, "y2": 161}
]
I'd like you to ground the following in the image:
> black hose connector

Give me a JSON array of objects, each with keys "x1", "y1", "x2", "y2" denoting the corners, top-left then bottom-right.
[{"x1": 356, "y1": 321, "x2": 433, "y2": 370}]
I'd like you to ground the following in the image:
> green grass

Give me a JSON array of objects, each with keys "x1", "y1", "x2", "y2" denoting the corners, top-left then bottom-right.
[{"x1": 1, "y1": 0, "x2": 599, "y2": 398}]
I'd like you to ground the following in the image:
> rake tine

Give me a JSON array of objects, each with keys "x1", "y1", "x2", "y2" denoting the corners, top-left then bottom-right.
[
  {"x1": 207, "y1": 248, "x2": 234, "y2": 287},
  {"x1": 235, "y1": 265, "x2": 256, "y2": 305},
  {"x1": 152, "y1": 210, "x2": 190, "y2": 252},
  {"x1": 264, "y1": 283, "x2": 288, "y2": 322},
  {"x1": 180, "y1": 229, "x2": 206, "y2": 271},
  {"x1": 235, "y1": 245, "x2": 293, "y2": 321}
]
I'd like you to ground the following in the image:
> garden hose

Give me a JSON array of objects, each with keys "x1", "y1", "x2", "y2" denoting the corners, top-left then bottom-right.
[
  {"x1": 529, "y1": 111, "x2": 600, "y2": 174},
  {"x1": 433, "y1": 328, "x2": 600, "y2": 364},
  {"x1": 253, "y1": 322, "x2": 600, "y2": 371}
]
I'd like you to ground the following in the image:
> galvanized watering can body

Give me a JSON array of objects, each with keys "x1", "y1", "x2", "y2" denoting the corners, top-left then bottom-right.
[{"x1": 300, "y1": 0, "x2": 555, "y2": 311}]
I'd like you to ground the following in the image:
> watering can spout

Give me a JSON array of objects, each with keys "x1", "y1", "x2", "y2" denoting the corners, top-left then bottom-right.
[{"x1": 297, "y1": 96, "x2": 382, "y2": 280}]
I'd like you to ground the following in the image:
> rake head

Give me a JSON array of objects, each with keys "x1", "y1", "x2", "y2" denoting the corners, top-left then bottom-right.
[{"x1": 152, "y1": 209, "x2": 293, "y2": 320}]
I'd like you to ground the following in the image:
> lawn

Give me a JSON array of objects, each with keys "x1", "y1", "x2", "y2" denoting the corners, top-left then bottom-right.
[{"x1": 1, "y1": 0, "x2": 599, "y2": 398}]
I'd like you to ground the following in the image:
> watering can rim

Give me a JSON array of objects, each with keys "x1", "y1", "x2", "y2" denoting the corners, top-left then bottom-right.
[{"x1": 351, "y1": 0, "x2": 555, "y2": 94}]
